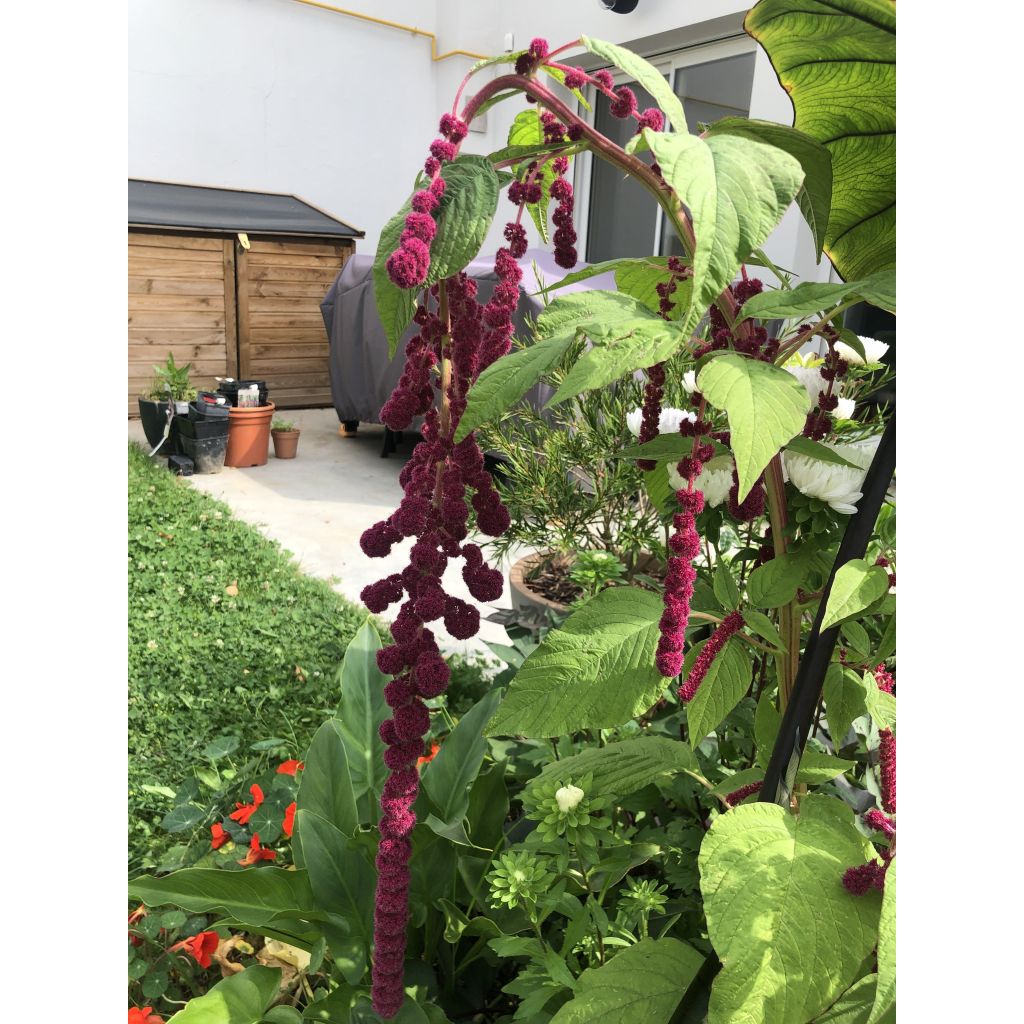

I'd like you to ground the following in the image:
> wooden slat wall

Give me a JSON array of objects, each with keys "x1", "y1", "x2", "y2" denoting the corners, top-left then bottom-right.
[
  {"x1": 238, "y1": 238, "x2": 352, "y2": 409},
  {"x1": 128, "y1": 231, "x2": 231, "y2": 416}
]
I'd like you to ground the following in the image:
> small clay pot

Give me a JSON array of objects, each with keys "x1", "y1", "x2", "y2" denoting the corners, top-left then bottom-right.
[
  {"x1": 225, "y1": 402, "x2": 275, "y2": 468},
  {"x1": 272, "y1": 428, "x2": 301, "y2": 460}
]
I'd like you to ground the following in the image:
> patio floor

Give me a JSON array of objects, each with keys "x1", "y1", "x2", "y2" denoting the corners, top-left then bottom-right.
[{"x1": 128, "y1": 409, "x2": 522, "y2": 656}]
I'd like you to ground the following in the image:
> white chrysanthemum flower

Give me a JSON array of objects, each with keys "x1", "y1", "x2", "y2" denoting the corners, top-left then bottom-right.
[
  {"x1": 783, "y1": 436, "x2": 881, "y2": 514},
  {"x1": 626, "y1": 406, "x2": 695, "y2": 438},
  {"x1": 786, "y1": 364, "x2": 828, "y2": 403},
  {"x1": 555, "y1": 784, "x2": 585, "y2": 813},
  {"x1": 668, "y1": 457, "x2": 734, "y2": 508},
  {"x1": 835, "y1": 396, "x2": 856, "y2": 420},
  {"x1": 681, "y1": 370, "x2": 698, "y2": 394},
  {"x1": 626, "y1": 407, "x2": 644, "y2": 437},
  {"x1": 835, "y1": 336, "x2": 889, "y2": 366}
]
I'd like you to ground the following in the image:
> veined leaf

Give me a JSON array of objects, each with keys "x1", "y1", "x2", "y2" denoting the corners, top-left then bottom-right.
[
  {"x1": 869, "y1": 858, "x2": 896, "y2": 1023},
  {"x1": 745, "y1": 0, "x2": 896, "y2": 281},
  {"x1": 700, "y1": 796, "x2": 882, "y2": 1024},
  {"x1": 535, "y1": 290, "x2": 652, "y2": 338},
  {"x1": 813, "y1": 976, "x2": 884, "y2": 1023},
  {"x1": 166, "y1": 965, "x2": 281, "y2": 1023},
  {"x1": 296, "y1": 720, "x2": 359, "y2": 844},
  {"x1": 821, "y1": 560, "x2": 890, "y2": 630},
  {"x1": 739, "y1": 269, "x2": 896, "y2": 321},
  {"x1": 698, "y1": 353, "x2": 809, "y2": 501},
  {"x1": 374, "y1": 196, "x2": 417, "y2": 358},
  {"x1": 786, "y1": 436, "x2": 861, "y2": 469},
  {"x1": 823, "y1": 664, "x2": 868, "y2": 745},
  {"x1": 685, "y1": 638, "x2": 752, "y2": 746},
  {"x1": 486, "y1": 587, "x2": 666, "y2": 737}
]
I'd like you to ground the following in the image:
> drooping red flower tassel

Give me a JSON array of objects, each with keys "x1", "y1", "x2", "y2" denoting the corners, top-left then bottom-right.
[
  {"x1": 680, "y1": 610, "x2": 744, "y2": 701},
  {"x1": 842, "y1": 860, "x2": 886, "y2": 895},
  {"x1": 725, "y1": 779, "x2": 763, "y2": 806},
  {"x1": 878, "y1": 728, "x2": 896, "y2": 814}
]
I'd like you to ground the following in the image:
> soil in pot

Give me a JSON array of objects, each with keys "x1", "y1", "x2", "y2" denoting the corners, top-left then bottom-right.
[{"x1": 272, "y1": 429, "x2": 301, "y2": 459}]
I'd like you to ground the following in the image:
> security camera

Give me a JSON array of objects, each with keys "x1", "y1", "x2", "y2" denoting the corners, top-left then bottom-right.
[{"x1": 599, "y1": 0, "x2": 640, "y2": 12}]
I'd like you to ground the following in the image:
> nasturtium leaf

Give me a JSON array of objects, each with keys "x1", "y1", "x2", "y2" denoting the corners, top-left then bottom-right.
[
  {"x1": 747, "y1": 552, "x2": 807, "y2": 609},
  {"x1": 739, "y1": 269, "x2": 896, "y2": 321},
  {"x1": 374, "y1": 196, "x2": 417, "y2": 358},
  {"x1": 745, "y1": 0, "x2": 896, "y2": 282},
  {"x1": 128, "y1": 868, "x2": 318, "y2": 926},
  {"x1": 868, "y1": 857, "x2": 896, "y2": 1024},
  {"x1": 335, "y1": 622, "x2": 389, "y2": 823},
  {"x1": 580, "y1": 37, "x2": 689, "y2": 134},
  {"x1": 548, "y1": 937, "x2": 704, "y2": 1024},
  {"x1": 296, "y1": 720, "x2": 359, "y2": 843},
  {"x1": 700, "y1": 796, "x2": 882, "y2": 1024},
  {"x1": 202, "y1": 735, "x2": 240, "y2": 760},
  {"x1": 644, "y1": 130, "x2": 804, "y2": 329},
  {"x1": 426, "y1": 155, "x2": 500, "y2": 286},
  {"x1": 454, "y1": 332, "x2": 575, "y2": 442},
  {"x1": 529, "y1": 736, "x2": 696, "y2": 801},
  {"x1": 247, "y1": 787, "x2": 292, "y2": 846},
  {"x1": 698, "y1": 354, "x2": 809, "y2": 501},
  {"x1": 706, "y1": 117, "x2": 833, "y2": 259},
  {"x1": 161, "y1": 802, "x2": 207, "y2": 833},
  {"x1": 422, "y1": 689, "x2": 502, "y2": 824},
  {"x1": 686, "y1": 638, "x2": 752, "y2": 746},
  {"x1": 166, "y1": 965, "x2": 281, "y2": 1023},
  {"x1": 823, "y1": 664, "x2": 868, "y2": 745},
  {"x1": 822, "y1": 560, "x2": 890, "y2": 630},
  {"x1": 486, "y1": 587, "x2": 666, "y2": 737}
]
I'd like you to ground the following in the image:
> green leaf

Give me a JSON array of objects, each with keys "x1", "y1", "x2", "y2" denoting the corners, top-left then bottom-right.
[
  {"x1": 466, "y1": 761, "x2": 509, "y2": 849},
  {"x1": 700, "y1": 795, "x2": 882, "y2": 1024},
  {"x1": 373, "y1": 196, "x2": 417, "y2": 358},
  {"x1": 823, "y1": 664, "x2": 867, "y2": 744},
  {"x1": 486, "y1": 587, "x2": 666, "y2": 737},
  {"x1": 706, "y1": 117, "x2": 832, "y2": 259},
  {"x1": 869, "y1": 857, "x2": 896, "y2": 1024},
  {"x1": 822, "y1": 560, "x2": 890, "y2": 631},
  {"x1": 813, "y1": 976, "x2": 882, "y2": 1023},
  {"x1": 335, "y1": 622, "x2": 389, "y2": 823},
  {"x1": 422, "y1": 689, "x2": 502, "y2": 824},
  {"x1": 747, "y1": 553, "x2": 807, "y2": 609},
  {"x1": 529, "y1": 736, "x2": 696, "y2": 801},
  {"x1": 840, "y1": 620, "x2": 871, "y2": 657},
  {"x1": 685, "y1": 638, "x2": 752, "y2": 745},
  {"x1": 579, "y1": 37, "x2": 688, "y2": 134},
  {"x1": 264, "y1": 1009, "x2": 304, "y2": 1024},
  {"x1": 247, "y1": 787, "x2": 293, "y2": 846},
  {"x1": 426, "y1": 155, "x2": 500, "y2": 286},
  {"x1": 129, "y1": 868, "x2": 317, "y2": 927},
  {"x1": 861, "y1": 673, "x2": 897, "y2": 733},
  {"x1": 167, "y1": 965, "x2": 280, "y2": 1024},
  {"x1": 698, "y1": 354, "x2": 809, "y2": 501},
  {"x1": 713, "y1": 563, "x2": 741, "y2": 611},
  {"x1": 508, "y1": 109, "x2": 542, "y2": 147},
  {"x1": 785, "y1": 436, "x2": 862, "y2": 469},
  {"x1": 745, "y1": 0, "x2": 895, "y2": 281},
  {"x1": 161, "y1": 803, "x2": 207, "y2": 833},
  {"x1": 203, "y1": 735, "x2": 241, "y2": 760},
  {"x1": 739, "y1": 270, "x2": 896, "y2": 320},
  {"x1": 548, "y1": 937, "x2": 704, "y2": 1024},
  {"x1": 297, "y1": 720, "x2": 359, "y2": 839},
  {"x1": 454, "y1": 332, "x2": 575, "y2": 442},
  {"x1": 742, "y1": 609, "x2": 786, "y2": 652},
  {"x1": 535, "y1": 290, "x2": 651, "y2": 338},
  {"x1": 754, "y1": 696, "x2": 856, "y2": 783},
  {"x1": 710, "y1": 766, "x2": 765, "y2": 799},
  {"x1": 644, "y1": 130, "x2": 804, "y2": 328}
]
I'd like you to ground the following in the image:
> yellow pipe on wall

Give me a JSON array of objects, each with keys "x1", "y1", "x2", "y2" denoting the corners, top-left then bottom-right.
[{"x1": 288, "y1": 0, "x2": 488, "y2": 61}]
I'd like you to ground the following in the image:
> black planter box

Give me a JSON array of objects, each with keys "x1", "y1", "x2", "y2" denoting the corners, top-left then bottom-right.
[
  {"x1": 179, "y1": 432, "x2": 229, "y2": 474},
  {"x1": 138, "y1": 398, "x2": 181, "y2": 456},
  {"x1": 178, "y1": 416, "x2": 230, "y2": 441}
]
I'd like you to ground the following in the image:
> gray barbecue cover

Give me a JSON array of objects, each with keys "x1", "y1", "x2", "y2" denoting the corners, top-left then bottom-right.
[{"x1": 320, "y1": 248, "x2": 614, "y2": 425}]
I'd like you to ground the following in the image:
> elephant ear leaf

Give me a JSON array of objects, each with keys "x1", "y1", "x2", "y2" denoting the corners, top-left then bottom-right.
[{"x1": 745, "y1": 0, "x2": 896, "y2": 281}]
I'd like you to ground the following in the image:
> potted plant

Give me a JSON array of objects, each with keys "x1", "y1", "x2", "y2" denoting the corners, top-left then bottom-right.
[
  {"x1": 137, "y1": 353, "x2": 197, "y2": 455},
  {"x1": 271, "y1": 417, "x2": 301, "y2": 459}
]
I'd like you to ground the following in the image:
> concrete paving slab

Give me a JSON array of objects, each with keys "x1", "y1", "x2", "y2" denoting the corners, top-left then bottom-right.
[{"x1": 128, "y1": 409, "x2": 522, "y2": 657}]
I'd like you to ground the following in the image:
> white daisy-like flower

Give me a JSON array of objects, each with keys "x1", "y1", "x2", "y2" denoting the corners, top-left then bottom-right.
[
  {"x1": 835, "y1": 396, "x2": 856, "y2": 420},
  {"x1": 681, "y1": 370, "x2": 698, "y2": 394},
  {"x1": 555, "y1": 784, "x2": 585, "y2": 813},
  {"x1": 835, "y1": 336, "x2": 889, "y2": 366},
  {"x1": 626, "y1": 406, "x2": 695, "y2": 438},
  {"x1": 668, "y1": 457, "x2": 734, "y2": 508},
  {"x1": 783, "y1": 436, "x2": 881, "y2": 514},
  {"x1": 786, "y1": 364, "x2": 828, "y2": 403}
]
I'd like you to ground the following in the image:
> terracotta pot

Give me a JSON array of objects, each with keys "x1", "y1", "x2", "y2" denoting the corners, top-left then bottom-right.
[
  {"x1": 224, "y1": 402, "x2": 275, "y2": 468},
  {"x1": 272, "y1": 428, "x2": 301, "y2": 459}
]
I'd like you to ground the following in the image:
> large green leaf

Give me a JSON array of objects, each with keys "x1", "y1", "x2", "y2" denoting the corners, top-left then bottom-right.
[
  {"x1": 698, "y1": 353, "x2": 810, "y2": 500},
  {"x1": 700, "y1": 796, "x2": 882, "y2": 1024},
  {"x1": 644, "y1": 130, "x2": 804, "y2": 328},
  {"x1": 167, "y1": 965, "x2": 281, "y2": 1024},
  {"x1": 823, "y1": 664, "x2": 868, "y2": 745},
  {"x1": 453, "y1": 332, "x2": 575, "y2": 442},
  {"x1": 422, "y1": 689, "x2": 502, "y2": 824},
  {"x1": 580, "y1": 37, "x2": 688, "y2": 134},
  {"x1": 813, "y1": 977, "x2": 885, "y2": 1024},
  {"x1": 869, "y1": 858, "x2": 896, "y2": 1024},
  {"x1": 535, "y1": 290, "x2": 652, "y2": 338},
  {"x1": 821, "y1": 559, "x2": 890, "y2": 630},
  {"x1": 745, "y1": 0, "x2": 896, "y2": 281},
  {"x1": 739, "y1": 269, "x2": 896, "y2": 320},
  {"x1": 685, "y1": 637, "x2": 753, "y2": 745},
  {"x1": 548, "y1": 937, "x2": 704, "y2": 1024},
  {"x1": 706, "y1": 117, "x2": 832, "y2": 259},
  {"x1": 373, "y1": 196, "x2": 417, "y2": 358},
  {"x1": 335, "y1": 622, "x2": 389, "y2": 823},
  {"x1": 128, "y1": 868, "x2": 317, "y2": 926},
  {"x1": 426, "y1": 155, "x2": 500, "y2": 286},
  {"x1": 486, "y1": 587, "x2": 666, "y2": 737},
  {"x1": 529, "y1": 736, "x2": 696, "y2": 801},
  {"x1": 297, "y1": 720, "x2": 359, "y2": 844}
]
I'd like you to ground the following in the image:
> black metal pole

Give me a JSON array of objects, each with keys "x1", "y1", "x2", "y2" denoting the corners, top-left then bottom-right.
[{"x1": 760, "y1": 413, "x2": 896, "y2": 806}]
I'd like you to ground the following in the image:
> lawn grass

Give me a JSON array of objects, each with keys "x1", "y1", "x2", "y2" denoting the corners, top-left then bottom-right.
[{"x1": 128, "y1": 443, "x2": 378, "y2": 871}]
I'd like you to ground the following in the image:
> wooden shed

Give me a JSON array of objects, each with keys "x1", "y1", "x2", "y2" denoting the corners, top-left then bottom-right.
[{"x1": 128, "y1": 179, "x2": 363, "y2": 415}]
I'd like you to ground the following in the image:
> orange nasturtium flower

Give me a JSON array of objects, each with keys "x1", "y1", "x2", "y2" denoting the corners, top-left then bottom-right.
[
  {"x1": 417, "y1": 741, "x2": 441, "y2": 768},
  {"x1": 229, "y1": 784, "x2": 264, "y2": 825},
  {"x1": 210, "y1": 822, "x2": 229, "y2": 849},
  {"x1": 277, "y1": 759, "x2": 304, "y2": 776},
  {"x1": 170, "y1": 930, "x2": 219, "y2": 969},
  {"x1": 238, "y1": 833, "x2": 277, "y2": 866},
  {"x1": 128, "y1": 1008, "x2": 163, "y2": 1024},
  {"x1": 282, "y1": 801, "x2": 297, "y2": 839},
  {"x1": 128, "y1": 904, "x2": 147, "y2": 947}
]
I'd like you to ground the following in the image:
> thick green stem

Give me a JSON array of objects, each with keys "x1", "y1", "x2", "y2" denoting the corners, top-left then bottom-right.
[{"x1": 764, "y1": 456, "x2": 800, "y2": 705}]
